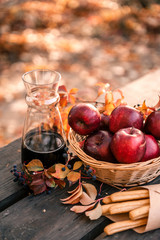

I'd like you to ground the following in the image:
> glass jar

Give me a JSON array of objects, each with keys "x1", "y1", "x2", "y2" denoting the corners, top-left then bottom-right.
[{"x1": 21, "y1": 69, "x2": 67, "y2": 168}]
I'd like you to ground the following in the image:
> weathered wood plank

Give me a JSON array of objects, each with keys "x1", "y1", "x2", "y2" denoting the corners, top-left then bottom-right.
[
  {"x1": 1, "y1": 177, "x2": 160, "y2": 240},
  {"x1": 0, "y1": 69, "x2": 160, "y2": 240},
  {"x1": 0, "y1": 184, "x2": 112, "y2": 240},
  {"x1": 0, "y1": 188, "x2": 28, "y2": 212},
  {"x1": 0, "y1": 139, "x2": 28, "y2": 211},
  {"x1": 0, "y1": 139, "x2": 118, "y2": 240},
  {"x1": 120, "y1": 68, "x2": 160, "y2": 107}
]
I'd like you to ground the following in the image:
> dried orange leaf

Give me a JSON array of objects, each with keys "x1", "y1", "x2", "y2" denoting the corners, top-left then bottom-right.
[
  {"x1": 70, "y1": 202, "x2": 96, "y2": 213},
  {"x1": 59, "y1": 95, "x2": 68, "y2": 107},
  {"x1": 80, "y1": 191, "x2": 95, "y2": 205},
  {"x1": 69, "y1": 88, "x2": 78, "y2": 94},
  {"x1": 67, "y1": 171, "x2": 81, "y2": 183},
  {"x1": 82, "y1": 183, "x2": 97, "y2": 200},
  {"x1": 95, "y1": 83, "x2": 110, "y2": 97},
  {"x1": 26, "y1": 159, "x2": 44, "y2": 172},
  {"x1": 68, "y1": 184, "x2": 80, "y2": 194},
  {"x1": 58, "y1": 85, "x2": 68, "y2": 93},
  {"x1": 44, "y1": 169, "x2": 52, "y2": 179},
  {"x1": 95, "y1": 82, "x2": 107, "y2": 87},
  {"x1": 68, "y1": 94, "x2": 76, "y2": 104},
  {"x1": 54, "y1": 179, "x2": 66, "y2": 189},
  {"x1": 70, "y1": 197, "x2": 81, "y2": 205},
  {"x1": 115, "y1": 99, "x2": 126, "y2": 107},
  {"x1": 141, "y1": 100, "x2": 148, "y2": 111},
  {"x1": 113, "y1": 89, "x2": 125, "y2": 103},
  {"x1": 104, "y1": 103, "x2": 115, "y2": 115},
  {"x1": 49, "y1": 164, "x2": 70, "y2": 179},
  {"x1": 85, "y1": 202, "x2": 102, "y2": 220},
  {"x1": 114, "y1": 91, "x2": 126, "y2": 106},
  {"x1": 73, "y1": 161, "x2": 83, "y2": 171},
  {"x1": 105, "y1": 90, "x2": 114, "y2": 104},
  {"x1": 97, "y1": 88, "x2": 106, "y2": 97},
  {"x1": 102, "y1": 88, "x2": 126, "y2": 115},
  {"x1": 135, "y1": 100, "x2": 154, "y2": 119},
  {"x1": 61, "y1": 185, "x2": 83, "y2": 204},
  {"x1": 61, "y1": 184, "x2": 82, "y2": 202}
]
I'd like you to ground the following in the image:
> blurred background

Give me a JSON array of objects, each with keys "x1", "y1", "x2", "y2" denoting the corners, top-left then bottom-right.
[{"x1": 0, "y1": 0, "x2": 160, "y2": 147}]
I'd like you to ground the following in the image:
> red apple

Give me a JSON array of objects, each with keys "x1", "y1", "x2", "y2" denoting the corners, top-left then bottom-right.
[
  {"x1": 68, "y1": 103, "x2": 101, "y2": 135},
  {"x1": 144, "y1": 110, "x2": 160, "y2": 139},
  {"x1": 109, "y1": 105, "x2": 144, "y2": 133},
  {"x1": 99, "y1": 113, "x2": 110, "y2": 130},
  {"x1": 110, "y1": 127, "x2": 146, "y2": 164},
  {"x1": 141, "y1": 134, "x2": 160, "y2": 161},
  {"x1": 83, "y1": 130, "x2": 115, "y2": 162}
]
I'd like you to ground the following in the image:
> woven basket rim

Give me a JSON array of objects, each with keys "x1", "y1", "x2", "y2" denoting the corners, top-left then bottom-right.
[{"x1": 68, "y1": 128, "x2": 160, "y2": 171}]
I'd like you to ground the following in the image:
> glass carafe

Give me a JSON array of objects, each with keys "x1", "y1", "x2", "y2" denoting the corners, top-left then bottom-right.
[{"x1": 21, "y1": 69, "x2": 66, "y2": 169}]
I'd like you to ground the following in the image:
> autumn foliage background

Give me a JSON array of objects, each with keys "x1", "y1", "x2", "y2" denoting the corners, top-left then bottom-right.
[{"x1": 0, "y1": 0, "x2": 160, "y2": 147}]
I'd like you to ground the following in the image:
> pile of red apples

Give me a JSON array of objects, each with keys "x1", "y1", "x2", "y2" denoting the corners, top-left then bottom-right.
[{"x1": 68, "y1": 103, "x2": 160, "y2": 164}]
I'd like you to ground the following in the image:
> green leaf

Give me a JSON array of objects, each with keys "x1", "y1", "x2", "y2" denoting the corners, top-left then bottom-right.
[{"x1": 26, "y1": 159, "x2": 44, "y2": 172}]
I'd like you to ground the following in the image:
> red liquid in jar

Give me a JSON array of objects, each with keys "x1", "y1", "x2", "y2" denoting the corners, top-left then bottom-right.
[{"x1": 21, "y1": 130, "x2": 66, "y2": 168}]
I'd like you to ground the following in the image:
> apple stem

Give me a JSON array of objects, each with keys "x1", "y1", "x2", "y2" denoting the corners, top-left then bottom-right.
[{"x1": 130, "y1": 126, "x2": 134, "y2": 134}]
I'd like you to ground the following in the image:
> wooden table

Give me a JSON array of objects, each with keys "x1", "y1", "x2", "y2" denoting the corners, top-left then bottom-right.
[{"x1": 1, "y1": 69, "x2": 160, "y2": 240}]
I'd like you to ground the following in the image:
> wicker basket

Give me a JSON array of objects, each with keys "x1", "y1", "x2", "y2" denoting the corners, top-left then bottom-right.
[{"x1": 68, "y1": 128, "x2": 160, "y2": 187}]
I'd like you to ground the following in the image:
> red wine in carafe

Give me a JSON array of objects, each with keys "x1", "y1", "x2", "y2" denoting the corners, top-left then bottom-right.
[{"x1": 22, "y1": 130, "x2": 66, "y2": 168}]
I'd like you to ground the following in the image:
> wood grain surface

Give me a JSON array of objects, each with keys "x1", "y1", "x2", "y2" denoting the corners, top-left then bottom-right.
[{"x1": 0, "y1": 69, "x2": 160, "y2": 240}]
